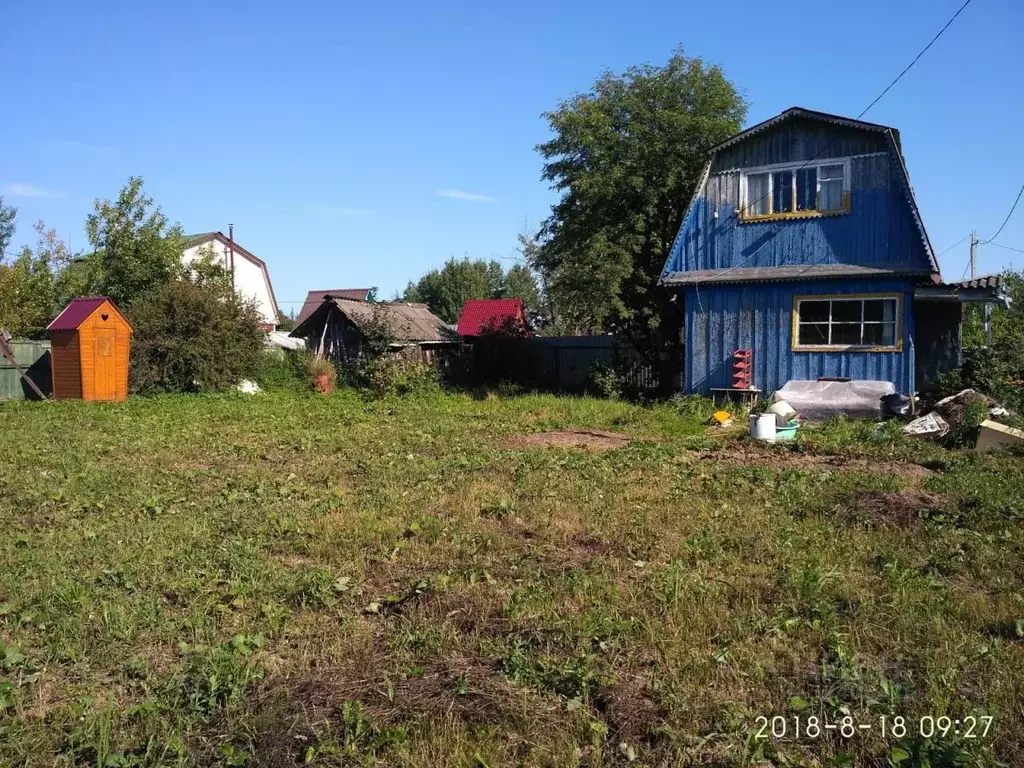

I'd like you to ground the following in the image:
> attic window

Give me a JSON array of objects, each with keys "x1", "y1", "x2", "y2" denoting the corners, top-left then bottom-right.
[
  {"x1": 793, "y1": 295, "x2": 900, "y2": 351},
  {"x1": 741, "y1": 159, "x2": 850, "y2": 221}
]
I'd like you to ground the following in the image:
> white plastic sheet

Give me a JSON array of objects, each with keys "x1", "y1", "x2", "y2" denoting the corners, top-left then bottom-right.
[{"x1": 773, "y1": 380, "x2": 897, "y2": 421}]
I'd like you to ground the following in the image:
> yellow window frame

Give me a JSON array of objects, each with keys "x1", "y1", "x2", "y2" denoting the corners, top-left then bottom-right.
[
  {"x1": 740, "y1": 160, "x2": 851, "y2": 223},
  {"x1": 791, "y1": 293, "x2": 903, "y2": 352}
]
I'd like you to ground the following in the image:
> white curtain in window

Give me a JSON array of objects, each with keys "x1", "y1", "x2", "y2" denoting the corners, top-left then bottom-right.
[
  {"x1": 881, "y1": 298, "x2": 896, "y2": 323},
  {"x1": 746, "y1": 173, "x2": 770, "y2": 216},
  {"x1": 881, "y1": 298, "x2": 897, "y2": 344},
  {"x1": 819, "y1": 164, "x2": 844, "y2": 210}
]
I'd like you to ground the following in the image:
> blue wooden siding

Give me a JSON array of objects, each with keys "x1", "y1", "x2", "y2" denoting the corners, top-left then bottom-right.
[
  {"x1": 683, "y1": 278, "x2": 916, "y2": 395},
  {"x1": 709, "y1": 117, "x2": 888, "y2": 170},
  {"x1": 665, "y1": 153, "x2": 931, "y2": 275}
]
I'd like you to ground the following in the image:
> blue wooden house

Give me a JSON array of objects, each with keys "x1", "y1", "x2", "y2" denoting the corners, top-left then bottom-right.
[{"x1": 659, "y1": 106, "x2": 1000, "y2": 397}]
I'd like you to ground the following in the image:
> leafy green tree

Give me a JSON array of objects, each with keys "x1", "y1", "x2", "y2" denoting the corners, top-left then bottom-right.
[
  {"x1": 276, "y1": 310, "x2": 296, "y2": 332},
  {"x1": 404, "y1": 257, "x2": 541, "y2": 323},
  {"x1": 54, "y1": 253, "x2": 104, "y2": 305},
  {"x1": 956, "y1": 269, "x2": 1024, "y2": 410},
  {"x1": 502, "y1": 264, "x2": 541, "y2": 312},
  {"x1": 0, "y1": 221, "x2": 75, "y2": 337},
  {"x1": 86, "y1": 177, "x2": 184, "y2": 307},
  {"x1": 531, "y1": 50, "x2": 746, "y2": 365},
  {"x1": 0, "y1": 197, "x2": 17, "y2": 258}
]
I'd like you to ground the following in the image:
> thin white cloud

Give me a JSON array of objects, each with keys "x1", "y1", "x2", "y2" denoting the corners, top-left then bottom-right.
[
  {"x1": 313, "y1": 205, "x2": 374, "y2": 218},
  {"x1": 437, "y1": 188, "x2": 496, "y2": 202},
  {"x1": 1, "y1": 183, "x2": 65, "y2": 198}
]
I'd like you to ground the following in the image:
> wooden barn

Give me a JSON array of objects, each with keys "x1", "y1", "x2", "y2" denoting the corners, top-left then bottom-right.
[
  {"x1": 289, "y1": 296, "x2": 461, "y2": 365},
  {"x1": 48, "y1": 297, "x2": 133, "y2": 401}
]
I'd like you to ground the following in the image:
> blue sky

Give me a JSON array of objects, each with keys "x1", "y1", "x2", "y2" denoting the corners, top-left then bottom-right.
[{"x1": 2, "y1": 0, "x2": 1021, "y2": 314}]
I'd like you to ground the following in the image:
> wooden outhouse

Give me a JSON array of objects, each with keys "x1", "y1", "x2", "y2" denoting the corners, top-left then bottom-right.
[{"x1": 48, "y1": 297, "x2": 133, "y2": 401}]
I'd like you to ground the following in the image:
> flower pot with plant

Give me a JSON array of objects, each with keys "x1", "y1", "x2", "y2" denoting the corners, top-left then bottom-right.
[{"x1": 307, "y1": 357, "x2": 337, "y2": 395}]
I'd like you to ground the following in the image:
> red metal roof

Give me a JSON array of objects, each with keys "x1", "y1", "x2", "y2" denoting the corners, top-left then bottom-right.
[
  {"x1": 295, "y1": 289, "x2": 373, "y2": 326},
  {"x1": 47, "y1": 297, "x2": 112, "y2": 331},
  {"x1": 456, "y1": 299, "x2": 528, "y2": 336}
]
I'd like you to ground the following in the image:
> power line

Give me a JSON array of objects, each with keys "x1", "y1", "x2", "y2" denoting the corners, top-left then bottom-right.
[
  {"x1": 856, "y1": 0, "x2": 974, "y2": 120},
  {"x1": 979, "y1": 182, "x2": 1024, "y2": 244},
  {"x1": 935, "y1": 232, "x2": 972, "y2": 258},
  {"x1": 960, "y1": 255, "x2": 972, "y2": 281},
  {"x1": 984, "y1": 241, "x2": 1024, "y2": 256}
]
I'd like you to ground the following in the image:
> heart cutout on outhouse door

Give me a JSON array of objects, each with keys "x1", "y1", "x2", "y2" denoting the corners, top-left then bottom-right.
[{"x1": 101, "y1": 313, "x2": 109, "y2": 321}]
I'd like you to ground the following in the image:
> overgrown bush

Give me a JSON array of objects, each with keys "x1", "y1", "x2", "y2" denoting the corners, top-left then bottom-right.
[
  {"x1": 129, "y1": 270, "x2": 264, "y2": 394},
  {"x1": 586, "y1": 361, "x2": 625, "y2": 399},
  {"x1": 585, "y1": 359, "x2": 653, "y2": 401},
  {"x1": 257, "y1": 350, "x2": 311, "y2": 392},
  {"x1": 344, "y1": 354, "x2": 439, "y2": 398}
]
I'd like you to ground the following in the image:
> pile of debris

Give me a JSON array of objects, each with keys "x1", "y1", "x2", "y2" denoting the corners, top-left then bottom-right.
[{"x1": 903, "y1": 389, "x2": 1022, "y2": 451}]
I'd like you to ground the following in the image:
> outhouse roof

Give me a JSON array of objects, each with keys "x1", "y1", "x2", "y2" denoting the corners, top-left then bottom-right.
[{"x1": 47, "y1": 297, "x2": 131, "y2": 331}]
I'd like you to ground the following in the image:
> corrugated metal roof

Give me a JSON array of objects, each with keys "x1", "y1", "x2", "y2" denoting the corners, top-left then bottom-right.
[
  {"x1": 327, "y1": 298, "x2": 460, "y2": 344},
  {"x1": 456, "y1": 299, "x2": 527, "y2": 336},
  {"x1": 945, "y1": 275, "x2": 1002, "y2": 290},
  {"x1": 662, "y1": 263, "x2": 930, "y2": 286},
  {"x1": 47, "y1": 297, "x2": 119, "y2": 331},
  {"x1": 295, "y1": 289, "x2": 373, "y2": 326}
]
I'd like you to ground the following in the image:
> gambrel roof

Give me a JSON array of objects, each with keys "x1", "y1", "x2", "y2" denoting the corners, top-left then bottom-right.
[{"x1": 659, "y1": 106, "x2": 941, "y2": 285}]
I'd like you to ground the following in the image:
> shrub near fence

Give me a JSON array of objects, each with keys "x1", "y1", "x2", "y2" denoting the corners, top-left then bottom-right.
[
  {"x1": 471, "y1": 336, "x2": 681, "y2": 395},
  {"x1": 0, "y1": 340, "x2": 52, "y2": 401}
]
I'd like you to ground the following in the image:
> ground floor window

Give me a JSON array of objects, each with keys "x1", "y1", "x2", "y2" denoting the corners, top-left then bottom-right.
[{"x1": 793, "y1": 294, "x2": 901, "y2": 350}]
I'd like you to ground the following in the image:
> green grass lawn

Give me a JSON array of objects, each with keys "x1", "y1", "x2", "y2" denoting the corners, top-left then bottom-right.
[{"x1": 1, "y1": 389, "x2": 1022, "y2": 767}]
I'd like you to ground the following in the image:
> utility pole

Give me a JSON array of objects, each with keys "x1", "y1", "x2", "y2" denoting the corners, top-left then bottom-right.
[
  {"x1": 228, "y1": 227, "x2": 235, "y2": 292},
  {"x1": 968, "y1": 231, "x2": 992, "y2": 344},
  {"x1": 969, "y1": 230, "x2": 977, "y2": 279}
]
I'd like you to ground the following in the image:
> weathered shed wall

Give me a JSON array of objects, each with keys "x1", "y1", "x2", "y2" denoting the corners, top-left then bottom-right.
[{"x1": 683, "y1": 277, "x2": 916, "y2": 395}]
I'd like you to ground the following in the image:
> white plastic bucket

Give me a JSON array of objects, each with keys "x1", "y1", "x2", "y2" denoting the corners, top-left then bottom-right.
[{"x1": 752, "y1": 414, "x2": 777, "y2": 441}]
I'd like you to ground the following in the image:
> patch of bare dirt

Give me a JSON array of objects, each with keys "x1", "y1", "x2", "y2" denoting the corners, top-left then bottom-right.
[
  {"x1": 502, "y1": 429, "x2": 631, "y2": 451},
  {"x1": 840, "y1": 490, "x2": 946, "y2": 529},
  {"x1": 596, "y1": 676, "x2": 666, "y2": 742},
  {"x1": 242, "y1": 650, "x2": 567, "y2": 766},
  {"x1": 701, "y1": 446, "x2": 934, "y2": 478},
  {"x1": 409, "y1": 589, "x2": 515, "y2": 638}
]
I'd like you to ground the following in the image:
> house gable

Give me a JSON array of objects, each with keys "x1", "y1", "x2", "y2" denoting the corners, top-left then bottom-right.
[
  {"x1": 660, "y1": 108, "x2": 938, "y2": 285},
  {"x1": 183, "y1": 232, "x2": 280, "y2": 326}
]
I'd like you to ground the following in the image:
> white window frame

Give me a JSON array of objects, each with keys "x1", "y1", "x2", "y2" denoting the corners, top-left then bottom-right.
[
  {"x1": 740, "y1": 158, "x2": 852, "y2": 221},
  {"x1": 792, "y1": 294, "x2": 902, "y2": 352}
]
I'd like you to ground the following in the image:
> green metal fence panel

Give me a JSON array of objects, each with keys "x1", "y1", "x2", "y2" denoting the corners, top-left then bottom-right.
[{"x1": 0, "y1": 340, "x2": 52, "y2": 401}]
